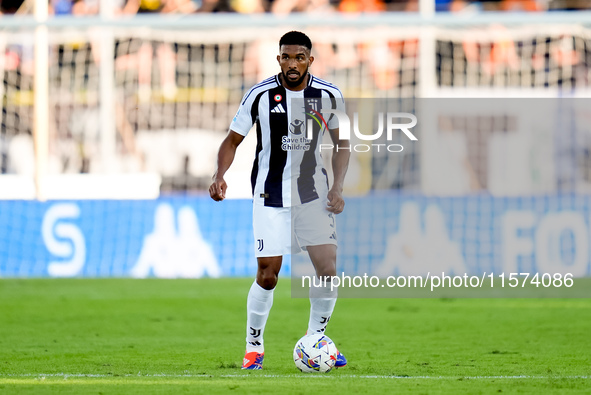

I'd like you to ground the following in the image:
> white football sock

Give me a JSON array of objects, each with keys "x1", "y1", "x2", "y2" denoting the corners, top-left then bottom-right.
[
  {"x1": 307, "y1": 277, "x2": 337, "y2": 335},
  {"x1": 245, "y1": 280, "x2": 274, "y2": 353}
]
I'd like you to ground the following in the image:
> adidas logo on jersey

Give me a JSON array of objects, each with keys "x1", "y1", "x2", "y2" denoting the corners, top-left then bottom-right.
[{"x1": 271, "y1": 103, "x2": 286, "y2": 113}]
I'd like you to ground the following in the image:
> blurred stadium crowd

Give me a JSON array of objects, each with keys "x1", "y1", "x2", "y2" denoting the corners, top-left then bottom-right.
[
  {"x1": 1, "y1": 0, "x2": 591, "y2": 197},
  {"x1": 1, "y1": 0, "x2": 590, "y2": 15}
]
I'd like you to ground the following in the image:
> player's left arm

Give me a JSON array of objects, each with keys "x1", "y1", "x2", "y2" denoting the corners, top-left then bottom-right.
[{"x1": 327, "y1": 127, "x2": 350, "y2": 214}]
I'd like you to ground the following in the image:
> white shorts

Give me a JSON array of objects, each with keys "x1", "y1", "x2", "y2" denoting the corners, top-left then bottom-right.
[{"x1": 252, "y1": 199, "x2": 337, "y2": 257}]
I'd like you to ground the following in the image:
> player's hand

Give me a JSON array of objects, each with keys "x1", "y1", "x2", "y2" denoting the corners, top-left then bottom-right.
[
  {"x1": 209, "y1": 178, "x2": 227, "y2": 201},
  {"x1": 327, "y1": 188, "x2": 345, "y2": 214}
]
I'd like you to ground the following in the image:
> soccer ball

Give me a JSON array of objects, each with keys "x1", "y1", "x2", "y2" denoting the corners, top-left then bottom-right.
[{"x1": 293, "y1": 333, "x2": 338, "y2": 373}]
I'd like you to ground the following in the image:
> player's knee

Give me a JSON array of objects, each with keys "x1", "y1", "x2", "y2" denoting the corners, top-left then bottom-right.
[
  {"x1": 258, "y1": 271, "x2": 278, "y2": 290},
  {"x1": 256, "y1": 257, "x2": 281, "y2": 290},
  {"x1": 316, "y1": 265, "x2": 336, "y2": 278},
  {"x1": 314, "y1": 254, "x2": 336, "y2": 278}
]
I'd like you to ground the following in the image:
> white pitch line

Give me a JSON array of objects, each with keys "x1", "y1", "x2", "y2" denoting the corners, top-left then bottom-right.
[{"x1": 1, "y1": 373, "x2": 590, "y2": 380}]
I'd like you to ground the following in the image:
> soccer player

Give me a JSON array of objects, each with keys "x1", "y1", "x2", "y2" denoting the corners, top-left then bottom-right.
[{"x1": 209, "y1": 31, "x2": 350, "y2": 370}]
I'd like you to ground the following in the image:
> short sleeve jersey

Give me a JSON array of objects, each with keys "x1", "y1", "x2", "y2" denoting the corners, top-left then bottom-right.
[{"x1": 230, "y1": 74, "x2": 345, "y2": 207}]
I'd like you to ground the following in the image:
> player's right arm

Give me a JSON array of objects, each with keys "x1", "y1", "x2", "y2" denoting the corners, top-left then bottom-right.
[
  {"x1": 209, "y1": 130, "x2": 245, "y2": 201},
  {"x1": 210, "y1": 80, "x2": 265, "y2": 201}
]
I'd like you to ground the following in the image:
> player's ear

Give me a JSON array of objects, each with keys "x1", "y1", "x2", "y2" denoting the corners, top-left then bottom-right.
[
  {"x1": 308, "y1": 55, "x2": 314, "y2": 66},
  {"x1": 277, "y1": 54, "x2": 281, "y2": 65}
]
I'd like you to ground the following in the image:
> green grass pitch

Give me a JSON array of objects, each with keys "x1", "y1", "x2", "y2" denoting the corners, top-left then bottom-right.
[{"x1": 0, "y1": 278, "x2": 590, "y2": 394}]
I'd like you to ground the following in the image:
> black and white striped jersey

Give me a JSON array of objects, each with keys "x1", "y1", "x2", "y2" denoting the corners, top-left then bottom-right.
[{"x1": 230, "y1": 74, "x2": 345, "y2": 207}]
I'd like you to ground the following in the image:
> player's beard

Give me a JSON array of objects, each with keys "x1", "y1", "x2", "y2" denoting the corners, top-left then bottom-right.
[{"x1": 282, "y1": 68, "x2": 308, "y2": 89}]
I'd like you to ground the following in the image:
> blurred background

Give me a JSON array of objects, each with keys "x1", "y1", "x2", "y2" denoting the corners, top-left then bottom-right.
[{"x1": 1, "y1": 1, "x2": 591, "y2": 280}]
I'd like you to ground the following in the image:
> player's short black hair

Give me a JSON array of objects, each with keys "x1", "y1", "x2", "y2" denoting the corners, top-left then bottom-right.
[{"x1": 279, "y1": 31, "x2": 312, "y2": 52}]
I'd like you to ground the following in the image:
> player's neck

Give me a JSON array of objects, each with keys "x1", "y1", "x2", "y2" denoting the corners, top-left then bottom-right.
[{"x1": 279, "y1": 73, "x2": 309, "y2": 92}]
